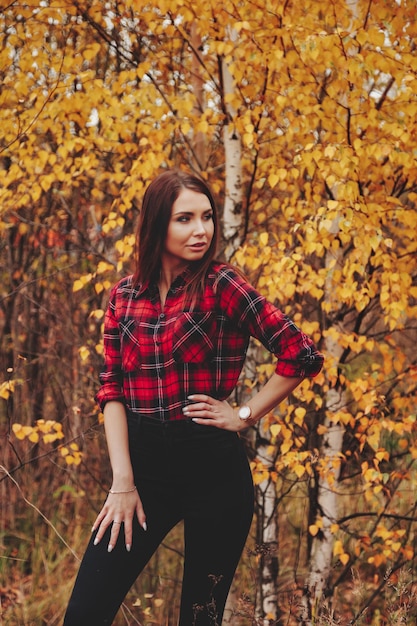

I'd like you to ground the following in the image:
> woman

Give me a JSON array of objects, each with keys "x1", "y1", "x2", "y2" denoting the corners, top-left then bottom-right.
[{"x1": 64, "y1": 170, "x2": 323, "y2": 625}]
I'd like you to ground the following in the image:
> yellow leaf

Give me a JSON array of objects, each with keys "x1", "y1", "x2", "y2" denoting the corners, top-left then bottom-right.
[
  {"x1": 368, "y1": 28, "x2": 385, "y2": 48},
  {"x1": 29, "y1": 431, "x2": 39, "y2": 443},
  {"x1": 43, "y1": 433, "x2": 57, "y2": 444},
  {"x1": 83, "y1": 43, "x2": 101, "y2": 61},
  {"x1": 37, "y1": 419, "x2": 55, "y2": 433},
  {"x1": 96, "y1": 261, "x2": 114, "y2": 274},
  {"x1": 0, "y1": 380, "x2": 15, "y2": 399},
  {"x1": 280, "y1": 441, "x2": 292, "y2": 455},
  {"x1": 90, "y1": 309, "x2": 105, "y2": 320},
  {"x1": 268, "y1": 173, "x2": 279, "y2": 188},
  {"x1": 79, "y1": 346, "x2": 90, "y2": 362},
  {"x1": 12, "y1": 424, "x2": 27, "y2": 440},
  {"x1": 333, "y1": 540, "x2": 344, "y2": 556},
  {"x1": 259, "y1": 232, "x2": 269, "y2": 246},
  {"x1": 339, "y1": 552, "x2": 350, "y2": 565},
  {"x1": 293, "y1": 463, "x2": 305, "y2": 478},
  {"x1": 309, "y1": 524, "x2": 319, "y2": 536},
  {"x1": 356, "y1": 30, "x2": 368, "y2": 46},
  {"x1": 294, "y1": 406, "x2": 306, "y2": 426},
  {"x1": 402, "y1": 545, "x2": 414, "y2": 560},
  {"x1": 369, "y1": 553, "x2": 386, "y2": 567},
  {"x1": 270, "y1": 424, "x2": 281, "y2": 437},
  {"x1": 73, "y1": 274, "x2": 93, "y2": 292},
  {"x1": 243, "y1": 133, "x2": 254, "y2": 147},
  {"x1": 197, "y1": 120, "x2": 209, "y2": 133}
]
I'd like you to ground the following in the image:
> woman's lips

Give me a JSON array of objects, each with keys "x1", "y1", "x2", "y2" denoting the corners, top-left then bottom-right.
[{"x1": 188, "y1": 243, "x2": 206, "y2": 250}]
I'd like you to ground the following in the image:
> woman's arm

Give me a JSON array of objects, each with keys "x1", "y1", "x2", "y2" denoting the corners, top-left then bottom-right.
[
  {"x1": 214, "y1": 265, "x2": 324, "y2": 379},
  {"x1": 92, "y1": 401, "x2": 146, "y2": 551},
  {"x1": 104, "y1": 401, "x2": 135, "y2": 490},
  {"x1": 184, "y1": 373, "x2": 303, "y2": 431}
]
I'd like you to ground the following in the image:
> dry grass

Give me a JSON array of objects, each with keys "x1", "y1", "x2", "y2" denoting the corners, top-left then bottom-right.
[{"x1": 1, "y1": 424, "x2": 417, "y2": 625}]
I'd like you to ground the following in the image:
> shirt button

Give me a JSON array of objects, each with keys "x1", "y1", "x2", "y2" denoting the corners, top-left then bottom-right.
[{"x1": 159, "y1": 313, "x2": 165, "y2": 319}]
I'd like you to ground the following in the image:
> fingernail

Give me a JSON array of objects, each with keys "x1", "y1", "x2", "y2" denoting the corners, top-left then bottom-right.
[
  {"x1": 93, "y1": 537, "x2": 99, "y2": 546},
  {"x1": 187, "y1": 395, "x2": 195, "y2": 399},
  {"x1": 108, "y1": 544, "x2": 113, "y2": 553},
  {"x1": 91, "y1": 526, "x2": 95, "y2": 533},
  {"x1": 142, "y1": 522, "x2": 147, "y2": 531},
  {"x1": 126, "y1": 544, "x2": 131, "y2": 552},
  {"x1": 182, "y1": 407, "x2": 189, "y2": 414}
]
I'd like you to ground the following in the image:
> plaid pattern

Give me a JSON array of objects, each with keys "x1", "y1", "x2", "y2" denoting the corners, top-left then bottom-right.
[{"x1": 95, "y1": 263, "x2": 324, "y2": 421}]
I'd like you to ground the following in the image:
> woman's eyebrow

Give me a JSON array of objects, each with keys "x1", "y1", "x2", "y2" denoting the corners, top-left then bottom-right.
[{"x1": 172, "y1": 209, "x2": 212, "y2": 216}]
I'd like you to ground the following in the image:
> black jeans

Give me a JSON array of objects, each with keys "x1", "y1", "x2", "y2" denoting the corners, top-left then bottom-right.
[{"x1": 63, "y1": 416, "x2": 254, "y2": 625}]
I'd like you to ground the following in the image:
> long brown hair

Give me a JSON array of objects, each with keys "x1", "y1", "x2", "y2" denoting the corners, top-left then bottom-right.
[{"x1": 132, "y1": 169, "x2": 219, "y2": 300}]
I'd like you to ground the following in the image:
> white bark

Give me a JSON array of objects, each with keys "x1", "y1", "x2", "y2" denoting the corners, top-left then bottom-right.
[
  {"x1": 305, "y1": 389, "x2": 344, "y2": 616},
  {"x1": 190, "y1": 23, "x2": 206, "y2": 169},
  {"x1": 246, "y1": 347, "x2": 281, "y2": 624},
  {"x1": 220, "y1": 28, "x2": 243, "y2": 260},
  {"x1": 256, "y1": 419, "x2": 280, "y2": 625},
  {"x1": 302, "y1": 217, "x2": 346, "y2": 624}
]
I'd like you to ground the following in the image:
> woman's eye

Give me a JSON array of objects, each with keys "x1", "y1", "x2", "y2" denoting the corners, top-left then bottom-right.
[{"x1": 204, "y1": 213, "x2": 214, "y2": 221}]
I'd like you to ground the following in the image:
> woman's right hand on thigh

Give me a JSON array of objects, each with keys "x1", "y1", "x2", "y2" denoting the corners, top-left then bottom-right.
[{"x1": 92, "y1": 489, "x2": 147, "y2": 553}]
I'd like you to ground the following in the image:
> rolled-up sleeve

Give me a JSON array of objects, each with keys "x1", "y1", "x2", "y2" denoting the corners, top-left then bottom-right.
[{"x1": 95, "y1": 286, "x2": 125, "y2": 411}]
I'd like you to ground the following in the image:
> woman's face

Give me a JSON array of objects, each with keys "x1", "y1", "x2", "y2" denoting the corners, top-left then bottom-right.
[{"x1": 161, "y1": 188, "x2": 215, "y2": 272}]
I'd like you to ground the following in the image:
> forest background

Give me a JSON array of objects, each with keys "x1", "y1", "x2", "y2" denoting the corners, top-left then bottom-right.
[{"x1": 0, "y1": 0, "x2": 416, "y2": 624}]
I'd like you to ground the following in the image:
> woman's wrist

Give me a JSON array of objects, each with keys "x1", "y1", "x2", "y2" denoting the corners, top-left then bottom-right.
[
  {"x1": 109, "y1": 485, "x2": 137, "y2": 494},
  {"x1": 110, "y1": 470, "x2": 135, "y2": 491}
]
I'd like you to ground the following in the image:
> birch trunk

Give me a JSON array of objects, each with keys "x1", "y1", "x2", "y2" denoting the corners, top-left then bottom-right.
[
  {"x1": 255, "y1": 416, "x2": 281, "y2": 625},
  {"x1": 301, "y1": 219, "x2": 345, "y2": 624},
  {"x1": 190, "y1": 23, "x2": 206, "y2": 169},
  {"x1": 302, "y1": 390, "x2": 344, "y2": 623},
  {"x1": 220, "y1": 28, "x2": 243, "y2": 259}
]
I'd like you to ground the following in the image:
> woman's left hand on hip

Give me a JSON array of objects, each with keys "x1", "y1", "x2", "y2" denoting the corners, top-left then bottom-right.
[{"x1": 182, "y1": 394, "x2": 246, "y2": 431}]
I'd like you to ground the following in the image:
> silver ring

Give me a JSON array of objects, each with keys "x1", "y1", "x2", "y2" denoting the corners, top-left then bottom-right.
[{"x1": 113, "y1": 521, "x2": 122, "y2": 525}]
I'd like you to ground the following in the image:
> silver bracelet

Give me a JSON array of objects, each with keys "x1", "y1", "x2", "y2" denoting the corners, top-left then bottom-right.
[{"x1": 109, "y1": 486, "x2": 137, "y2": 494}]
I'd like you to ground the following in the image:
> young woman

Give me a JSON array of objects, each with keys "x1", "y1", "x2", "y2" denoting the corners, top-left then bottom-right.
[{"x1": 64, "y1": 170, "x2": 323, "y2": 625}]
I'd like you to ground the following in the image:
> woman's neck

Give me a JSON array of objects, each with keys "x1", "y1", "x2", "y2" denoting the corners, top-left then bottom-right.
[{"x1": 158, "y1": 263, "x2": 188, "y2": 308}]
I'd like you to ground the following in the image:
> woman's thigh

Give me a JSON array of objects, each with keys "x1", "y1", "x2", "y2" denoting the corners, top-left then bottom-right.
[{"x1": 178, "y1": 434, "x2": 254, "y2": 625}]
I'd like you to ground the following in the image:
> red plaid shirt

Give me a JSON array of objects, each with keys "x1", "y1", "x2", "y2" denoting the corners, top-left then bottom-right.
[{"x1": 95, "y1": 263, "x2": 323, "y2": 420}]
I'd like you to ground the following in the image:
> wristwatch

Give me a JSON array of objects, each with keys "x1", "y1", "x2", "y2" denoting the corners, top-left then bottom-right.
[{"x1": 238, "y1": 405, "x2": 252, "y2": 421}]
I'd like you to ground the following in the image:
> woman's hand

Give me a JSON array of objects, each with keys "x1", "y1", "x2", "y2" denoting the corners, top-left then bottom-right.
[
  {"x1": 92, "y1": 488, "x2": 146, "y2": 553},
  {"x1": 183, "y1": 394, "x2": 247, "y2": 431},
  {"x1": 183, "y1": 376, "x2": 304, "y2": 432}
]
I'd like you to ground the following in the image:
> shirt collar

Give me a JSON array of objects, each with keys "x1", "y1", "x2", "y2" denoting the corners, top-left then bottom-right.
[{"x1": 139, "y1": 266, "x2": 194, "y2": 297}]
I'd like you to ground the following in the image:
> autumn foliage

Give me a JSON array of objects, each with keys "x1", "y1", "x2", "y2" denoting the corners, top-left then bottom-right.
[{"x1": 1, "y1": 0, "x2": 416, "y2": 624}]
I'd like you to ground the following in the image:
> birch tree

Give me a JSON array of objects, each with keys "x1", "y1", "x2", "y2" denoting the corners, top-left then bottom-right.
[{"x1": 1, "y1": 1, "x2": 416, "y2": 624}]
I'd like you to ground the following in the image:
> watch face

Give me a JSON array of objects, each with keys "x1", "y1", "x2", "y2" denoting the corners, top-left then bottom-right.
[{"x1": 239, "y1": 406, "x2": 251, "y2": 420}]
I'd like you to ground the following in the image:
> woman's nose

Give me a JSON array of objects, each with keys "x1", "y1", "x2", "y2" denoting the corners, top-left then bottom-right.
[{"x1": 193, "y1": 219, "x2": 207, "y2": 235}]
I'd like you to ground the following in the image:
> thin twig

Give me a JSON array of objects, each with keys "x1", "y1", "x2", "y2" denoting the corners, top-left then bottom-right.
[{"x1": 0, "y1": 464, "x2": 80, "y2": 561}]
